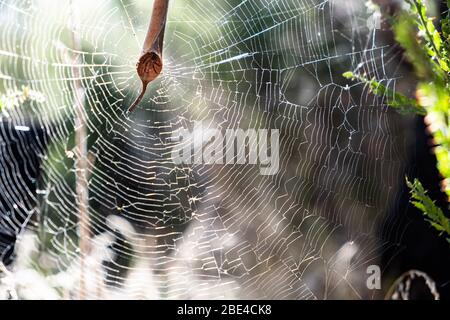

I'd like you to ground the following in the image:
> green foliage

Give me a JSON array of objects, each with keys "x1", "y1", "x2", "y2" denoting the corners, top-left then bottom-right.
[
  {"x1": 399, "y1": 0, "x2": 449, "y2": 78},
  {"x1": 391, "y1": 1, "x2": 450, "y2": 201},
  {"x1": 342, "y1": 72, "x2": 426, "y2": 115},
  {"x1": 407, "y1": 178, "x2": 450, "y2": 244},
  {"x1": 345, "y1": 0, "x2": 450, "y2": 241}
]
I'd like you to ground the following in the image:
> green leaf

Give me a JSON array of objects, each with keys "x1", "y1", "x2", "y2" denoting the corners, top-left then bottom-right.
[
  {"x1": 342, "y1": 72, "x2": 426, "y2": 116},
  {"x1": 342, "y1": 71, "x2": 354, "y2": 80},
  {"x1": 406, "y1": 178, "x2": 450, "y2": 244}
]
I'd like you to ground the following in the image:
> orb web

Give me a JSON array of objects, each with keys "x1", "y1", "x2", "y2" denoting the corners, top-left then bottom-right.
[{"x1": 0, "y1": 0, "x2": 410, "y2": 299}]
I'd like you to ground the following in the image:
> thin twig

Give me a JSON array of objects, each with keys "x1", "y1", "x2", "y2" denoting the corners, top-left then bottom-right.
[
  {"x1": 69, "y1": 1, "x2": 90, "y2": 300},
  {"x1": 127, "y1": 0, "x2": 170, "y2": 113}
]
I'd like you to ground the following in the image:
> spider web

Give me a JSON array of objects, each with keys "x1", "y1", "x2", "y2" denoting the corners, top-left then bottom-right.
[{"x1": 0, "y1": 0, "x2": 411, "y2": 299}]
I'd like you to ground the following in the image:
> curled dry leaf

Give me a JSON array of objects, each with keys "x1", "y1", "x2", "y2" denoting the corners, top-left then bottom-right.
[{"x1": 128, "y1": 0, "x2": 169, "y2": 113}]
